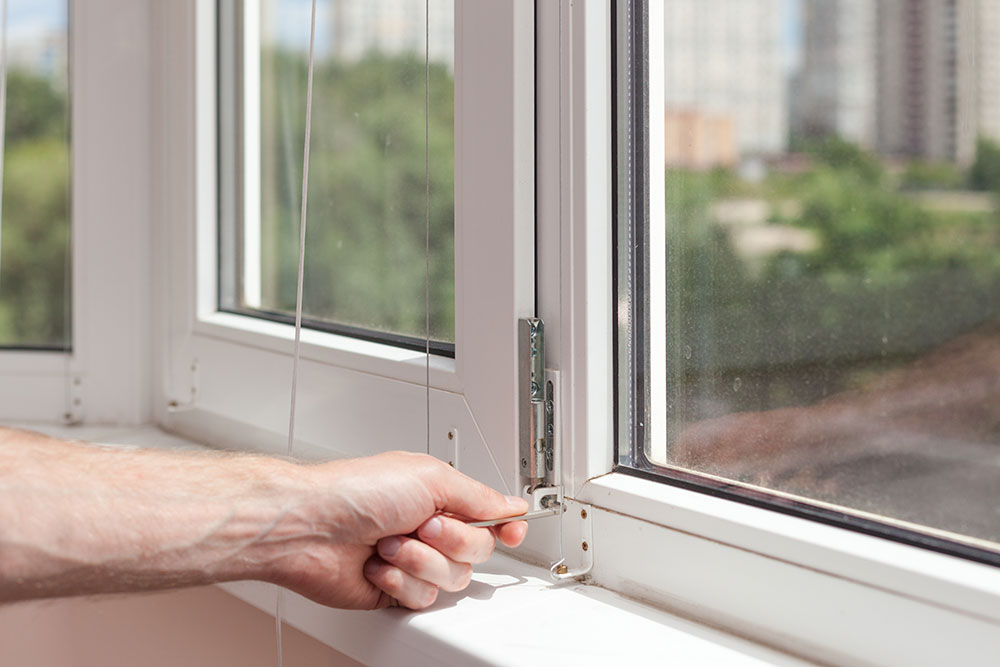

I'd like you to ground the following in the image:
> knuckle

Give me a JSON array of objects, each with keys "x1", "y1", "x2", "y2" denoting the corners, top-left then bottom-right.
[
  {"x1": 421, "y1": 586, "x2": 439, "y2": 608},
  {"x1": 456, "y1": 564, "x2": 473, "y2": 589},
  {"x1": 382, "y1": 566, "x2": 405, "y2": 593},
  {"x1": 469, "y1": 532, "x2": 496, "y2": 563}
]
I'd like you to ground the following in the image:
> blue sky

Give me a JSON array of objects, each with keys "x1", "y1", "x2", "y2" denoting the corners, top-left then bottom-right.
[{"x1": 8, "y1": 0, "x2": 66, "y2": 42}]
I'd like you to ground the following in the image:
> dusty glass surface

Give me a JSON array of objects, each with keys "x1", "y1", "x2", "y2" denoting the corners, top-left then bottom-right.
[
  {"x1": 223, "y1": 0, "x2": 455, "y2": 345},
  {"x1": 639, "y1": 0, "x2": 1000, "y2": 547},
  {"x1": 0, "y1": 0, "x2": 71, "y2": 349}
]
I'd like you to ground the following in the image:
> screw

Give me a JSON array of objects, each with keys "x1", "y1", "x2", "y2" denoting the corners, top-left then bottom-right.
[
  {"x1": 63, "y1": 412, "x2": 72, "y2": 421},
  {"x1": 448, "y1": 461, "x2": 455, "y2": 467},
  {"x1": 555, "y1": 564, "x2": 569, "y2": 575},
  {"x1": 447, "y1": 431, "x2": 454, "y2": 440},
  {"x1": 581, "y1": 509, "x2": 588, "y2": 519},
  {"x1": 168, "y1": 400, "x2": 179, "y2": 408},
  {"x1": 520, "y1": 457, "x2": 528, "y2": 468},
  {"x1": 581, "y1": 541, "x2": 589, "y2": 552},
  {"x1": 546, "y1": 424, "x2": 554, "y2": 436}
]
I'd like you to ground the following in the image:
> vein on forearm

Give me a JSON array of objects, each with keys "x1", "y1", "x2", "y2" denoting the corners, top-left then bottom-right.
[{"x1": 0, "y1": 429, "x2": 326, "y2": 602}]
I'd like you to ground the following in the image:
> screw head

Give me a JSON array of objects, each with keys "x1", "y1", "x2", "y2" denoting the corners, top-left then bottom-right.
[
  {"x1": 581, "y1": 541, "x2": 589, "y2": 552},
  {"x1": 520, "y1": 457, "x2": 528, "y2": 468},
  {"x1": 555, "y1": 564, "x2": 569, "y2": 575},
  {"x1": 581, "y1": 509, "x2": 588, "y2": 519},
  {"x1": 447, "y1": 431, "x2": 454, "y2": 440}
]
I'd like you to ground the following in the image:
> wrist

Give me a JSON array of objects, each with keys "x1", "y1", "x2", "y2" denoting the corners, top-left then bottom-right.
[{"x1": 227, "y1": 457, "x2": 330, "y2": 587}]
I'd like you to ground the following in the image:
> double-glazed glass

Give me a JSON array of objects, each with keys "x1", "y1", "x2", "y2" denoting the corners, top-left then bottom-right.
[
  {"x1": 0, "y1": 0, "x2": 71, "y2": 349},
  {"x1": 619, "y1": 0, "x2": 1000, "y2": 559},
  {"x1": 219, "y1": 0, "x2": 455, "y2": 352}
]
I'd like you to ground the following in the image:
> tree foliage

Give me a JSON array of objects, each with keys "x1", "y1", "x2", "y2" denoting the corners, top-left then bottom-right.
[
  {"x1": 0, "y1": 69, "x2": 70, "y2": 347},
  {"x1": 257, "y1": 51, "x2": 455, "y2": 342}
]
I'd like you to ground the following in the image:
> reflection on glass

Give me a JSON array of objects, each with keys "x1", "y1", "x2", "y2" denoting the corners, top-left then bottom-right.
[
  {"x1": 247, "y1": 0, "x2": 455, "y2": 343},
  {"x1": 653, "y1": 0, "x2": 1000, "y2": 546},
  {"x1": 0, "y1": 0, "x2": 70, "y2": 348}
]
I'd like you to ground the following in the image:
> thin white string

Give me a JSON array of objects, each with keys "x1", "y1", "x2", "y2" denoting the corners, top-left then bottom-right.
[
  {"x1": 277, "y1": 1, "x2": 318, "y2": 664},
  {"x1": 556, "y1": 0, "x2": 567, "y2": 565},
  {"x1": 0, "y1": 0, "x2": 7, "y2": 286},
  {"x1": 424, "y1": 0, "x2": 431, "y2": 456}
]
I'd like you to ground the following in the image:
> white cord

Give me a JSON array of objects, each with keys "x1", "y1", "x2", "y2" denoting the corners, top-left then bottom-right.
[
  {"x1": 0, "y1": 0, "x2": 8, "y2": 286},
  {"x1": 277, "y1": 1, "x2": 318, "y2": 664},
  {"x1": 424, "y1": 0, "x2": 431, "y2": 457}
]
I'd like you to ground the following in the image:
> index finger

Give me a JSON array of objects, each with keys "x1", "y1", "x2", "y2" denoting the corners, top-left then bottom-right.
[{"x1": 429, "y1": 462, "x2": 528, "y2": 521}]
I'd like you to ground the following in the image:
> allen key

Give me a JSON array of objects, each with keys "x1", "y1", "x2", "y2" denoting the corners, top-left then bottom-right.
[{"x1": 467, "y1": 507, "x2": 560, "y2": 527}]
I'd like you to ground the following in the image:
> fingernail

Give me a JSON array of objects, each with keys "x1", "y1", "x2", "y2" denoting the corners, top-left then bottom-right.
[
  {"x1": 379, "y1": 537, "x2": 401, "y2": 558},
  {"x1": 419, "y1": 516, "x2": 443, "y2": 539}
]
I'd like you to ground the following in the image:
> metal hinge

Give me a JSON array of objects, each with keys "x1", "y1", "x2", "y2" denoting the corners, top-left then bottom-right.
[
  {"x1": 519, "y1": 318, "x2": 561, "y2": 511},
  {"x1": 518, "y1": 318, "x2": 593, "y2": 580}
]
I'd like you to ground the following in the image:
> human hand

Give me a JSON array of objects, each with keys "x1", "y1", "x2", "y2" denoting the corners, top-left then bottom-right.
[{"x1": 266, "y1": 451, "x2": 529, "y2": 610}]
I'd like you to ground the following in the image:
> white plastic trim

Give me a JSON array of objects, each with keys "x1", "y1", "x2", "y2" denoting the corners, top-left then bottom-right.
[
  {"x1": 221, "y1": 553, "x2": 807, "y2": 667},
  {"x1": 156, "y1": 0, "x2": 535, "y2": 497},
  {"x1": 575, "y1": 472, "x2": 1000, "y2": 665}
]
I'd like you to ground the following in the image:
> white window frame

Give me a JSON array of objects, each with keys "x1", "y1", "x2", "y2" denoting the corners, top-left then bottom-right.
[
  {"x1": 10, "y1": 3, "x2": 997, "y2": 664},
  {"x1": 154, "y1": 1, "x2": 536, "y2": 494},
  {"x1": 0, "y1": 0, "x2": 153, "y2": 426},
  {"x1": 536, "y1": 1, "x2": 1000, "y2": 664}
]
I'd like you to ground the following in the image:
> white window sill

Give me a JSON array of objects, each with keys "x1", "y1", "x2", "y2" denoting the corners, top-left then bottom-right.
[
  {"x1": 17, "y1": 423, "x2": 804, "y2": 666},
  {"x1": 221, "y1": 553, "x2": 804, "y2": 667}
]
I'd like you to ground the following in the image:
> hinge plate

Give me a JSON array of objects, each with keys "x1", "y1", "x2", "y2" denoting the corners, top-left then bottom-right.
[
  {"x1": 550, "y1": 497, "x2": 594, "y2": 580},
  {"x1": 519, "y1": 318, "x2": 557, "y2": 490}
]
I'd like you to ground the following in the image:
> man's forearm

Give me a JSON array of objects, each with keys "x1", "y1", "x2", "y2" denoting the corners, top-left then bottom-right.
[
  {"x1": 1, "y1": 427, "x2": 529, "y2": 610},
  {"x1": 0, "y1": 428, "x2": 307, "y2": 602}
]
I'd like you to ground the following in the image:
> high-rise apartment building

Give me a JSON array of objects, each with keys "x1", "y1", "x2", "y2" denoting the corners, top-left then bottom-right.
[
  {"x1": 877, "y1": 0, "x2": 974, "y2": 163},
  {"x1": 796, "y1": 0, "x2": 1000, "y2": 165},
  {"x1": 979, "y1": 0, "x2": 1000, "y2": 145},
  {"x1": 796, "y1": 0, "x2": 878, "y2": 148},
  {"x1": 662, "y1": 0, "x2": 786, "y2": 161}
]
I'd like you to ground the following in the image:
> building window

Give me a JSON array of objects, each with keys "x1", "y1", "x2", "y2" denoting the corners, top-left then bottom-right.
[
  {"x1": 217, "y1": 0, "x2": 455, "y2": 354},
  {"x1": 618, "y1": 0, "x2": 1000, "y2": 563},
  {"x1": 0, "y1": 0, "x2": 70, "y2": 350}
]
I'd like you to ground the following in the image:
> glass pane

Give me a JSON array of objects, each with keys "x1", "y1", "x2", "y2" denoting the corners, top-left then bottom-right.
[
  {"x1": 221, "y1": 0, "x2": 455, "y2": 347},
  {"x1": 630, "y1": 0, "x2": 1000, "y2": 552},
  {"x1": 0, "y1": 0, "x2": 71, "y2": 349}
]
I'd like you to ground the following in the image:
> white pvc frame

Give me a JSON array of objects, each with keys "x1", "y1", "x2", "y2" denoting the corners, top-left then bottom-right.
[
  {"x1": 29, "y1": 1, "x2": 996, "y2": 662},
  {"x1": 0, "y1": 0, "x2": 154, "y2": 426},
  {"x1": 540, "y1": 1, "x2": 1000, "y2": 663},
  {"x1": 154, "y1": 2, "x2": 535, "y2": 498}
]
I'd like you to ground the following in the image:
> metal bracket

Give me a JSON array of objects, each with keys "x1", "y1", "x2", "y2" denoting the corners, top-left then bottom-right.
[
  {"x1": 519, "y1": 319, "x2": 557, "y2": 491},
  {"x1": 550, "y1": 497, "x2": 594, "y2": 581},
  {"x1": 63, "y1": 375, "x2": 84, "y2": 425}
]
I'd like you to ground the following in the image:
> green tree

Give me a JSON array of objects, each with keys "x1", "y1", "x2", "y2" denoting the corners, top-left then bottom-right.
[
  {"x1": 257, "y1": 51, "x2": 455, "y2": 343},
  {"x1": 968, "y1": 137, "x2": 1000, "y2": 194},
  {"x1": 0, "y1": 69, "x2": 70, "y2": 347}
]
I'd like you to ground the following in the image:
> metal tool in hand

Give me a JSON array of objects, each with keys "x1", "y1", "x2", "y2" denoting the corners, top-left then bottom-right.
[{"x1": 467, "y1": 507, "x2": 559, "y2": 527}]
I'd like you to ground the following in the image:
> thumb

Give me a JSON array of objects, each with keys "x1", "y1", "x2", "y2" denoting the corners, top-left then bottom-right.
[{"x1": 432, "y1": 465, "x2": 528, "y2": 521}]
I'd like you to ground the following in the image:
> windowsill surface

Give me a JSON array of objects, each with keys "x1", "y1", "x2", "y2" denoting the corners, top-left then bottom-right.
[{"x1": 17, "y1": 422, "x2": 806, "y2": 666}]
